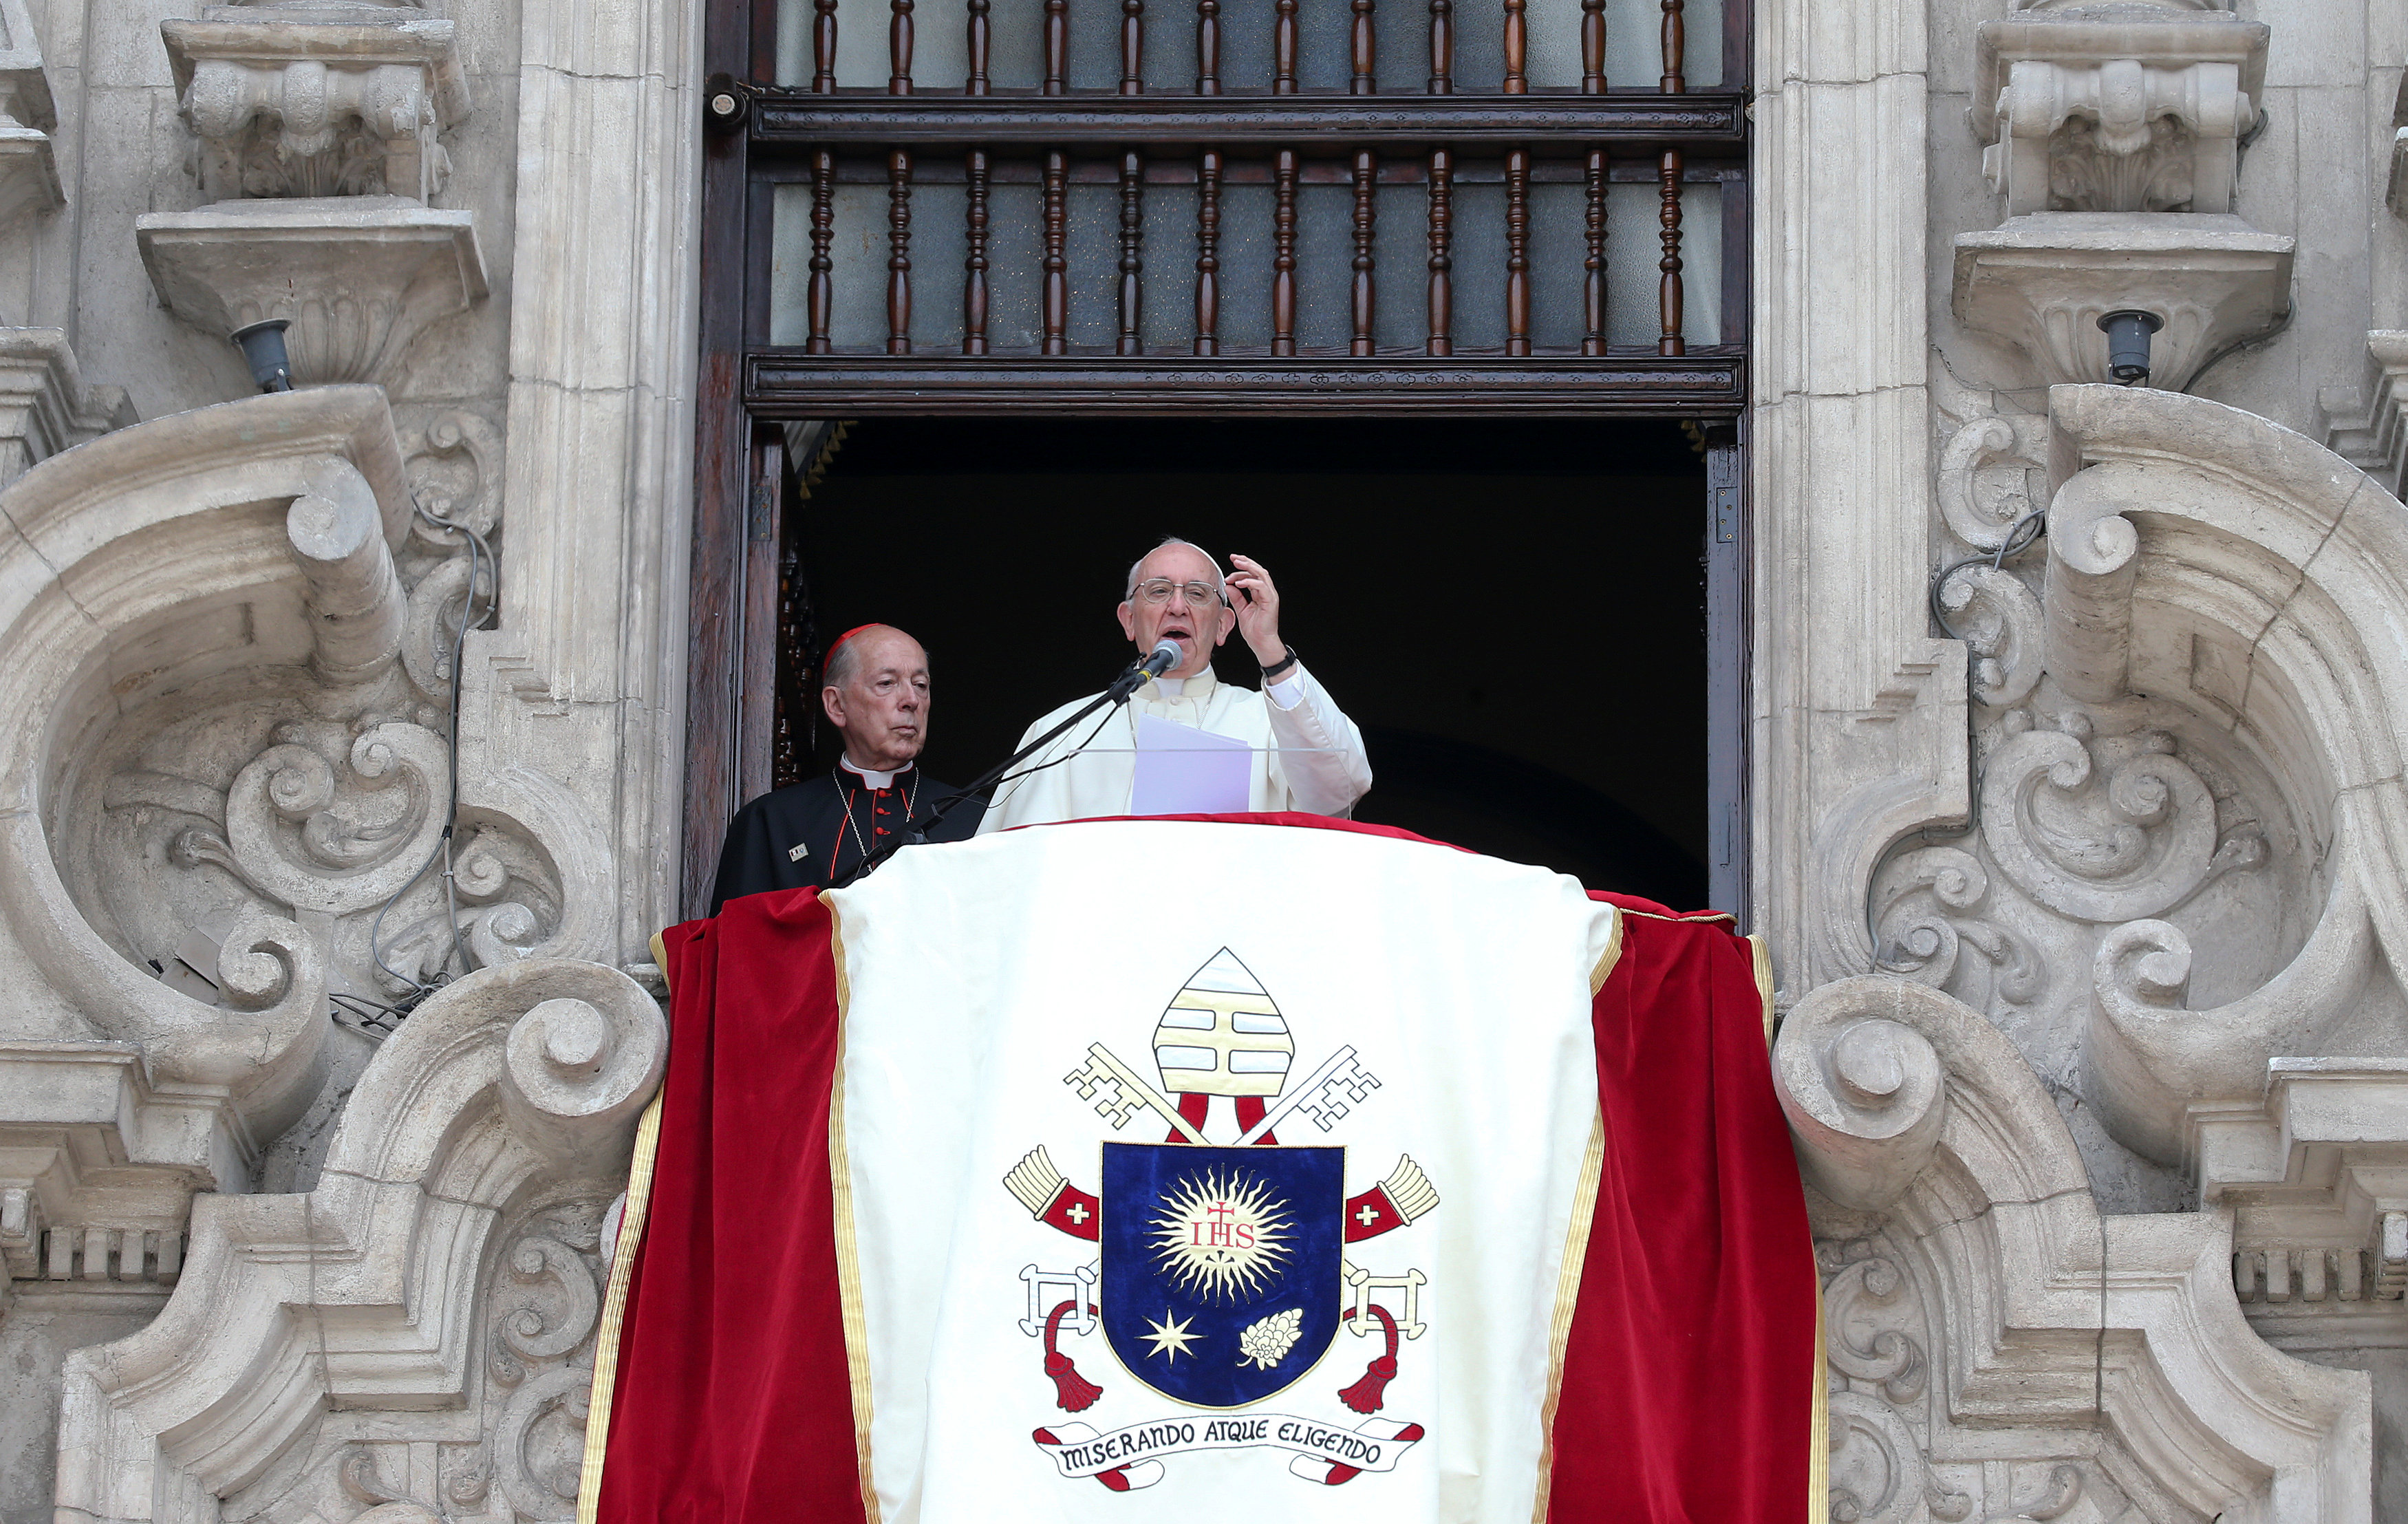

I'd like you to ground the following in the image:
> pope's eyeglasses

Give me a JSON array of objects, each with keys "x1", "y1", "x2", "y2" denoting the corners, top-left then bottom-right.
[{"x1": 1131, "y1": 578, "x2": 1223, "y2": 607}]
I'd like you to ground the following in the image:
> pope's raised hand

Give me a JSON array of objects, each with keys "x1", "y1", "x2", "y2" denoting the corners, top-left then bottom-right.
[{"x1": 1226, "y1": 553, "x2": 1284, "y2": 666}]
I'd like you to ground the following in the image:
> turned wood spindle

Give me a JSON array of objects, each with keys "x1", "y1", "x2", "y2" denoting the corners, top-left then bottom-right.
[
  {"x1": 1351, "y1": 0, "x2": 1375, "y2": 94},
  {"x1": 1044, "y1": 0, "x2": 1068, "y2": 94},
  {"x1": 1272, "y1": 148, "x2": 1298, "y2": 354},
  {"x1": 1118, "y1": 151, "x2": 1145, "y2": 354},
  {"x1": 1504, "y1": 147, "x2": 1530, "y2": 354},
  {"x1": 1425, "y1": 147, "x2": 1452, "y2": 354},
  {"x1": 1582, "y1": 147, "x2": 1607, "y2": 355},
  {"x1": 967, "y1": 0, "x2": 991, "y2": 94},
  {"x1": 807, "y1": 149, "x2": 835, "y2": 354},
  {"x1": 813, "y1": 0, "x2": 838, "y2": 92},
  {"x1": 1273, "y1": 0, "x2": 1298, "y2": 95},
  {"x1": 1657, "y1": 147, "x2": 1685, "y2": 356},
  {"x1": 1581, "y1": 0, "x2": 1604, "y2": 92},
  {"x1": 1659, "y1": 0, "x2": 1684, "y2": 93},
  {"x1": 1351, "y1": 149, "x2": 1377, "y2": 354},
  {"x1": 890, "y1": 0, "x2": 914, "y2": 92},
  {"x1": 1427, "y1": 0, "x2": 1452, "y2": 93},
  {"x1": 1194, "y1": 149, "x2": 1223, "y2": 354},
  {"x1": 887, "y1": 149, "x2": 914, "y2": 354},
  {"x1": 1042, "y1": 149, "x2": 1069, "y2": 353},
  {"x1": 1196, "y1": 0, "x2": 1221, "y2": 92},
  {"x1": 1501, "y1": 0, "x2": 1525, "y2": 94},
  {"x1": 1121, "y1": 0, "x2": 1145, "y2": 93},
  {"x1": 964, "y1": 149, "x2": 990, "y2": 353}
]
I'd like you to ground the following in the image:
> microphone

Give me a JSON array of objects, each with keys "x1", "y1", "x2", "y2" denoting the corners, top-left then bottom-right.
[{"x1": 1139, "y1": 639, "x2": 1182, "y2": 678}]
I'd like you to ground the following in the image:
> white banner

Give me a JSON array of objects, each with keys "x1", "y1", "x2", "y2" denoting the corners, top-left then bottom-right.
[{"x1": 828, "y1": 819, "x2": 1615, "y2": 1524}]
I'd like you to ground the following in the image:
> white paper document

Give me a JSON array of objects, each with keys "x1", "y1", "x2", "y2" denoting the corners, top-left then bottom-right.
[{"x1": 1129, "y1": 713, "x2": 1254, "y2": 815}]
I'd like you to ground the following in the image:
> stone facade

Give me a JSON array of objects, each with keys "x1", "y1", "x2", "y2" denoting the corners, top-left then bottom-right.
[
  {"x1": 0, "y1": 0, "x2": 2398, "y2": 1522},
  {"x1": 1768, "y1": 0, "x2": 2408, "y2": 1517},
  {"x1": 0, "y1": 1, "x2": 695, "y2": 1519}
]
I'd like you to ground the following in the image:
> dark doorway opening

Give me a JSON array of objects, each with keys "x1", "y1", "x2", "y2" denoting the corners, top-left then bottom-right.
[{"x1": 786, "y1": 416, "x2": 1710, "y2": 906}]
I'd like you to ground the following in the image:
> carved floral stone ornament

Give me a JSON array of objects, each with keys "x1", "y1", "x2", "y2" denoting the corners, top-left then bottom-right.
[
  {"x1": 0, "y1": 387, "x2": 615, "y2": 1344},
  {"x1": 0, "y1": 380, "x2": 652, "y2": 1523},
  {"x1": 51, "y1": 957, "x2": 665, "y2": 1522},
  {"x1": 1773, "y1": 974, "x2": 2369, "y2": 1523},
  {"x1": 135, "y1": 0, "x2": 486, "y2": 389},
  {"x1": 1820, "y1": 378, "x2": 2408, "y2": 1520}
]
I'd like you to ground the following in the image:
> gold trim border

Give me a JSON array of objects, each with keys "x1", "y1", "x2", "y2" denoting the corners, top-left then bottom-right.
[
  {"x1": 1527, "y1": 910, "x2": 1623, "y2": 1519},
  {"x1": 1750, "y1": 934, "x2": 1778, "y2": 1047},
  {"x1": 573, "y1": 930, "x2": 676, "y2": 1522},
  {"x1": 826, "y1": 899, "x2": 883, "y2": 1524},
  {"x1": 574, "y1": 1091, "x2": 667, "y2": 1522},
  {"x1": 1749, "y1": 932, "x2": 1829, "y2": 1524},
  {"x1": 1528, "y1": 1110, "x2": 1608, "y2": 1524},
  {"x1": 1589, "y1": 904, "x2": 1626, "y2": 997},
  {"x1": 1809, "y1": 1276, "x2": 1831, "y2": 1524}
]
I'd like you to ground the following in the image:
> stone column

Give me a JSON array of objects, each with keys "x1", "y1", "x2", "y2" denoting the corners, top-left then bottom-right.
[
  {"x1": 476, "y1": 0, "x2": 705, "y2": 969},
  {"x1": 1750, "y1": 0, "x2": 1967, "y2": 991}
]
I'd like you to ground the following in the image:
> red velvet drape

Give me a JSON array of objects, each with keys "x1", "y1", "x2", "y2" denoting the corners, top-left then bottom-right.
[{"x1": 593, "y1": 815, "x2": 1814, "y2": 1523}]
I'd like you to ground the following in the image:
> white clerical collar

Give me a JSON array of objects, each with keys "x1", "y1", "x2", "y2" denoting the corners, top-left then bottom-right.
[
  {"x1": 839, "y1": 757, "x2": 904, "y2": 789},
  {"x1": 1148, "y1": 667, "x2": 1218, "y2": 700}
]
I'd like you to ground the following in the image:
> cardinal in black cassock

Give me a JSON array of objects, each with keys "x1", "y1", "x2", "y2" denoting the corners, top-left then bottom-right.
[{"x1": 709, "y1": 624, "x2": 985, "y2": 912}]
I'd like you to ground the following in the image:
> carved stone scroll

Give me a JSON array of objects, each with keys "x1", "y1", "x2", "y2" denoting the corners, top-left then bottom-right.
[
  {"x1": 1934, "y1": 563, "x2": 2041, "y2": 709},
  {"x1": 1774, "y1": 978, "x2": 1948, "y2": 1212},
  {"x1": 1977, "y1": 720, "x2": 2240, "y2": 924}
]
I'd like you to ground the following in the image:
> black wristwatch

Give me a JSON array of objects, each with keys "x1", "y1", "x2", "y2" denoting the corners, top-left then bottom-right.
[{"x1": 1261, "y1": 645, "x2": 1300, "y2": 681}]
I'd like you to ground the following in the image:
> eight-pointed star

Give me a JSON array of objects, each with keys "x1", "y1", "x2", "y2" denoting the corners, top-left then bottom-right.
[{"x1": 1139, "y1": 1309, "x2": 1204, "y2": 1364}]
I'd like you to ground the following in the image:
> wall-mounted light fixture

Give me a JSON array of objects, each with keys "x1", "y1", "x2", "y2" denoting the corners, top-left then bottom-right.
[
  {"x1": 229, "y1": 318, "x2": 293, "y2": 394},
  {"x1": 2096, "y1": 310, "x2": 2164, "y2": 387}
]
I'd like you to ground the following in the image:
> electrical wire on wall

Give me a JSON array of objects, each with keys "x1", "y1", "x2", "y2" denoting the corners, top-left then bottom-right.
[
  {"x1": 1862, "y1": 505, "x2": 2051, "y2": 969},
  {"x1": 338, "y1": 499, "x2": 499, "y2": 1038}
]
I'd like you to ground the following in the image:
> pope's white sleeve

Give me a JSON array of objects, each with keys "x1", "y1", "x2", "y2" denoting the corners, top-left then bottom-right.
[{"x1": 1262, "y1": 663, "x2": 1373, "y2": 816}]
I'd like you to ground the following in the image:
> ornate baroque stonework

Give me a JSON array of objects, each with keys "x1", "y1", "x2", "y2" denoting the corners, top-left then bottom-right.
[{"x1": 0, "y1": 0, "x2": 2400, "y2": 1518}]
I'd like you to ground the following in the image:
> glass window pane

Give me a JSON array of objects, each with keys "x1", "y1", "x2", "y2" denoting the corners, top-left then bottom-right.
[
  {"x1": 774, "y1": 0, "x2": 1721, "y2": 92},
  {"x1": 908, "y1": 180, "x2": 970, "y2": 352},
  {"x1": 1372, "y1": 178, "x2": 1426, "y2": 351},
  {"x1": 771, "y1": 182, "x2": 812, "y2": 345},
  {"x1": 1604, "y1": 178, "x2": 1718, "y2": 348}
]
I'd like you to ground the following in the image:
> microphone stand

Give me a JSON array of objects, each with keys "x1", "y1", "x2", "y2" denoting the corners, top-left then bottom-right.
[{"x1": 826, "y1": 657, "x2": 1157, "y2": 890}]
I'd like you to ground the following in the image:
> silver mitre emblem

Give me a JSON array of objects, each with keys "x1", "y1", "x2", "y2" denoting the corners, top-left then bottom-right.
[{"x1": 1150, "y1": 947, "x2": 1295, "y2": 1099}]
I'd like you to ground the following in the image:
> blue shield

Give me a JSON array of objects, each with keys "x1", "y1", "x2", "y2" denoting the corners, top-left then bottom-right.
[{"x1": 1099, "y1": 1142, "x2": 1344, "y2": 1408}]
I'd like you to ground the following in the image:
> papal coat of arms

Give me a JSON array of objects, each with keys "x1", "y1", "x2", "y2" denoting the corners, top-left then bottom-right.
[{"x1": 1000, "y1": 949, "x2": 1437, "y2": 1491}]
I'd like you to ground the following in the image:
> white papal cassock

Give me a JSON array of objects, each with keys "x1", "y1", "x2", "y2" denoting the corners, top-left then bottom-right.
[{"x1": 978, "y1": 664, "x2": 1373, "y2": 831}]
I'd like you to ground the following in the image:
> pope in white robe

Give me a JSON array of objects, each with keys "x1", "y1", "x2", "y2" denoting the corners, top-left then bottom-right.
[{"x1": 979, "y1": 540, "x2": 1373, "y2": 832}]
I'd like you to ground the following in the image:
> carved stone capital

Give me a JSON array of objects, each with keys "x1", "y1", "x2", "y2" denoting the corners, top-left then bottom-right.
[
  {"x1": 162, "y1": 8, "x2": 469, "y2": 205},
  {"x1": 1974, "y1": 10, "x2": 2266, "y2": 216}
]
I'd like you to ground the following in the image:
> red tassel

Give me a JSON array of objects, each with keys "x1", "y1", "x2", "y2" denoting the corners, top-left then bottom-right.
[
  {"x1": 1337, "y1": 1355, "x2": 1395, "y2": 1414},
  {"x1": 1338, "y1": 1303, "x2": 1402, "y2": 1413},
  {"x1": 1042, "y1": 1300, "x2": 1104, "y2": 1412},
  {"x1": 1044, "y1": 1349, "x2": 1105, "y2": 1412}
]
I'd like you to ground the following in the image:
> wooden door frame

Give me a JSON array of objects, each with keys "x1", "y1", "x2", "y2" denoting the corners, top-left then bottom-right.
[{"x1": 682, "y1": 0, "x2": 1754, "y2": 923}]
